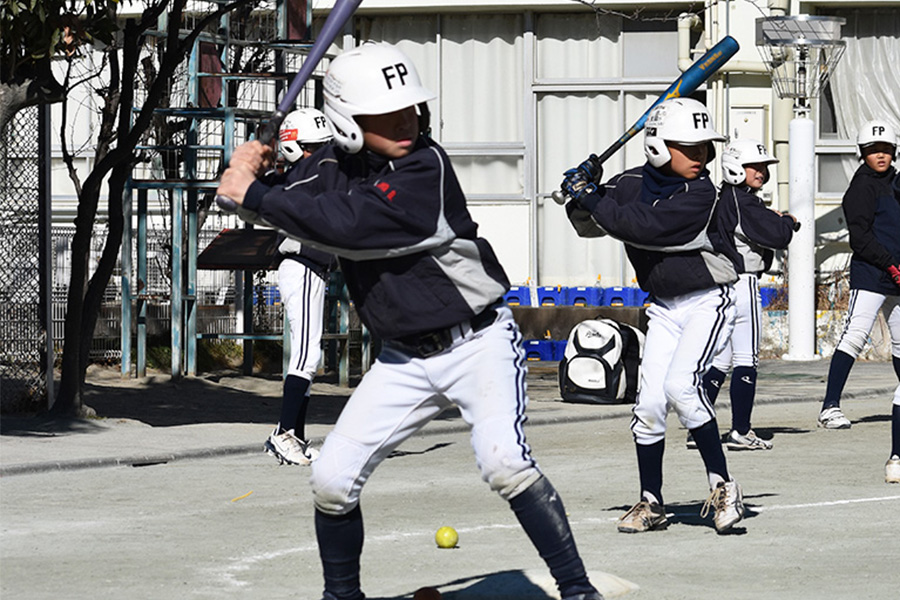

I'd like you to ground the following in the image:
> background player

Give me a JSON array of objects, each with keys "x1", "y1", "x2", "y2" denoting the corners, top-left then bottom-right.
[
  {"x1": 264, "y1": 108, "x2": 337, "y2": 466},
  {"x1": 562, "y1": 97, "x2": 744, "y2": 534},
  {"x1": 217, "y1": 42, "x2": 603, "y2": 600},
  {"x1": 816, "y1": 119, "x2": 900, "y2": 484},
  {"x1": 698, "y1": 139, "x2": 797, "y2": 451}
]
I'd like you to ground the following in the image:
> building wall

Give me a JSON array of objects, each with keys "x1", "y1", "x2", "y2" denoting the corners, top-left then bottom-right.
[{"x1": 49, "y1": 1, "x2": 900, "y2": 290}]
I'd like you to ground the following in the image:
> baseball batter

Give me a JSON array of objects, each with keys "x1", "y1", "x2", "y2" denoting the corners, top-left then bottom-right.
[
  {"x1": 563, "y1": 97, "x2": 745, "y2": 534},
  {"x1": 264, "y1": 108, "x2": 338, "y2": 466},
  {"x1": 217, "y1": 42, "x2": 602, "y2": 600},
  {"x1": 704, "y1": 139, "x2": 797, "y2": 451}
]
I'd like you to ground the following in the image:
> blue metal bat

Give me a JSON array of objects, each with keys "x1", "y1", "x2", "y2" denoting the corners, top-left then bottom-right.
[{"x1": 553, "y1": 35, "x2": 740, "y2": 204}]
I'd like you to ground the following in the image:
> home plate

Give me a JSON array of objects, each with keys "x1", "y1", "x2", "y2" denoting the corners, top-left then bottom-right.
[{"x1": 437, "y1": 569, "x2": 639, "y2": 599}]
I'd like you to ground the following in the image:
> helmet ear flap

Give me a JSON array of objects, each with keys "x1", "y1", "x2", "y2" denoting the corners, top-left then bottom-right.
[
  {"x1": 324, "y1": 105, "x2": 364, "y2": 154},
  {"x1": 721, "y1": 154, "x2": 746, "y2": 186},
  {"x1": 644, "y1": 135, "x2": 671, "y2": 168},
  {"x1": 417, "y1": 102, "x2": 431, "y2": 138}
]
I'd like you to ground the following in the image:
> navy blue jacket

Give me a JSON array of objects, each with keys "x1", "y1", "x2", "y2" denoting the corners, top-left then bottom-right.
[
  {"x1": 567, "y1": 165, "x2": 737, "y2": 298},
  {"x1": 263, "y1": 159, "x2": 339, "y2": 280},
  {"x1": 843, "y1": 163, "x2": 900, "y2": 295},
  {"x1": 717, "y1": 183, "x2": 795, "y2": 275},
  {"x1": 240, "y1": 137, "x2": 510, "y2": 340}
]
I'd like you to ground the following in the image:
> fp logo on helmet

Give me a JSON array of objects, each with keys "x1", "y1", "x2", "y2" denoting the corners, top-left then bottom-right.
[{"x1": 382, "y1": 63, "x2": 409, "y2": 89}]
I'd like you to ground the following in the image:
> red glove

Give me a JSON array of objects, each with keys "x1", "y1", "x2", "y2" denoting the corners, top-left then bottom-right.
[{"x1": 888, "y1": 265, "x2": 900, "y2": 288}]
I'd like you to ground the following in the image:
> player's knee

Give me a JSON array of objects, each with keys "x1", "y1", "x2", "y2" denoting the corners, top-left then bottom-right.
[
  {"x1": 470, "y1": 418, "x2": 541, "y2": 499},
  {"x1": 310, "y1": 434, "x2": 369, "y2": 515},
  {"x1": 663, "y1": 373, "x2": 695, "y2": 407},
  {"x1": 837, "y1": 329, "x2": 868, "y2": 358},
  {"x1": 480, "y1": 461, "x2": 543, "y2": 500}
]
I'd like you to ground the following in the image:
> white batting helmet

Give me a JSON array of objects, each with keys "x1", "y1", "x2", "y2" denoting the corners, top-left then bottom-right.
[
  {"x1": 856, "y1": 119, "x2": 898, "y2": 159},
  {"x1": 721, "y1": 138, "x2": 779, "y2": 186},
  {"x1": 278, "y1": 108, "x2": 333, "y2": 163},
  {"x1": 643, "y1": 98, "x2": 725, "y2": 168},
  {"x1": 323, "y1": 42, "x2": 436, "y2": 154}
]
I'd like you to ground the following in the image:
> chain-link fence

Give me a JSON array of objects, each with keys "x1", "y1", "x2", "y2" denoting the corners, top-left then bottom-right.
[{"x1": 0, "y1": 106, "x2": 47, "y2": 413}]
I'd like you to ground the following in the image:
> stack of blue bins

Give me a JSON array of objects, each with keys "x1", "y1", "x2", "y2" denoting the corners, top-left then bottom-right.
[{"x1": 512, "y1": 284, "x2": 652, "y2": 361}]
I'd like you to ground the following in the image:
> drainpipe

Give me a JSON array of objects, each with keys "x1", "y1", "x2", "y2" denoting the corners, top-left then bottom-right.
[
  {"x1": 677, "y1": 13, "x2": 702, "y2": 71},
  {"x1": 769, "y1": 0, "x2": 792, "y2": 212}
]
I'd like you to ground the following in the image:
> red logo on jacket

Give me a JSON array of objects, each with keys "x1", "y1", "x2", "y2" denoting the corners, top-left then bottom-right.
[{"x1": 376, "y1": 181, "x2": 396, "y2": 201}]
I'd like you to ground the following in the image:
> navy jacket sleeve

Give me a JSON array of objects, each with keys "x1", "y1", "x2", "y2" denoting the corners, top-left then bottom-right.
[
  {"x1": 243, "y1": 144, "x2": 459, "y2": 260},
  {"x1": 734, "y1": 189, "x2": 795, "y2": 250}
]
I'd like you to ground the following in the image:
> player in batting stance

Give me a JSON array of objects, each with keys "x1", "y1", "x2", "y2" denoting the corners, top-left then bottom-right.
[
  {"x1": 699, "y1": 139, "x2": 797, "y2": 451},
  {"x1": 217, "y1": 42, "x2": 603, "y2": 600},
  {"x1": 264, "y1": 108, "x2": 338, "y2": 466},
  {"x1": 562, "y1": 97, "x2": 745, "y2": 534}
]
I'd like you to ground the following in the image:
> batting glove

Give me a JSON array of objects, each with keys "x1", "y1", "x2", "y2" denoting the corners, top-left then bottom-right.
[
  {"x1": 561, "y1": 154, "x2": 603, "y2": 202},
  {"x1": 888, "y1": 264, "x2": 900, "y2": 288}
]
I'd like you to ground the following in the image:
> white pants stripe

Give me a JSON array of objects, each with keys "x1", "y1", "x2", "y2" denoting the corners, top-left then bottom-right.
[{"x1": 631, "y1": 285, "x2": 736, "y2": 444}]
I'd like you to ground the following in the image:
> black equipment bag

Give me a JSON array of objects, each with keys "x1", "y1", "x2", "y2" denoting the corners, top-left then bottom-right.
[{"x1": 558, "y1": 318, "x2": 644, "y2": 404}]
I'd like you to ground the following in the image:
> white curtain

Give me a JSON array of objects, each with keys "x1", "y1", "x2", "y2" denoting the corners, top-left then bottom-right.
[{"x1": 828, "y1": 9, "x2": 900, "y2": 181}]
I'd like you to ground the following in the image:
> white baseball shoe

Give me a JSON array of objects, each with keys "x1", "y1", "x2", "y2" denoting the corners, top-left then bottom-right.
[
  {"x1": 701, "y1": 480, "x2": 744, "y2": 534},
  {"x1": 723, "y1": 429, "x2": 773, "y2": 451},
  {"x1": 886, "y1": 456, "x2": 900, "y2": 484},
  {"x1": 264, "y1": 428, "x2": 318, "y2": 466},
  {"x1": 817, "y1": 406, "x2": 851, "y2": 429},
  {"x1": 617, "y1": 500, "x2": 669, "y2": 533}
]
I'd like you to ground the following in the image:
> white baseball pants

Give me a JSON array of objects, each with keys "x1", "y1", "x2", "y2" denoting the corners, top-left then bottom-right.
[
  {"x1": 712, "y1": 273, "x2": 761, "y2": 371},
  {"x1": 310, "y1": 306, "x2": 542, "y2": 515},
  {"x1": 278, "y1": 259, "x2": 327, "y2": 381},
  {"x1": 631, "y1": 285, "x2": 736, "y2": 444},
  {"x1": 836, "y1": 288, "x2": 900, "y2": 405}
]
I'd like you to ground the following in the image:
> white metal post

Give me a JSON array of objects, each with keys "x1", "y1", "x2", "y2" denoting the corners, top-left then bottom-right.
[{"x1": 784, "y1": 116, "x2": 818, "y2": 360}]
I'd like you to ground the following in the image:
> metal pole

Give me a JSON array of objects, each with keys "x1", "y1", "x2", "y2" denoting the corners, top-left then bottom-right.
[
  {"x1": 784, "y1": 116, "x2": 819, "y2": 360},
  {"x1": 38, "y1": 103, "x2": 55, "y2": 407},
  {"x1": 121, "y1": 180, "x2": 133, "y2": 376}
]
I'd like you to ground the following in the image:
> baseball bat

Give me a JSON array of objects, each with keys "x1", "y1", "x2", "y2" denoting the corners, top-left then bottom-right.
[
  {"x1": 216, "y1": 0, "x2": 364, "y2": 211},
  {"x1": 552, "y1": 35, "x2": 739, "y2": 204}
]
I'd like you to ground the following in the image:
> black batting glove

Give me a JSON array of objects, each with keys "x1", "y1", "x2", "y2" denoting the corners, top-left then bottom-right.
[{"x1": 561, "y1": 154, "x2": 603, "y2": 202}]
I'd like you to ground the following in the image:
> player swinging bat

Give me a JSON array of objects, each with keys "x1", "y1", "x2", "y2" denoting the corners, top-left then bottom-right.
[
  {"x1": 552, "y1": 35, "x2": 739, "y2": 204},
  {"x1": 216, "y1": 0, "x2": 364, "y2": 212}
]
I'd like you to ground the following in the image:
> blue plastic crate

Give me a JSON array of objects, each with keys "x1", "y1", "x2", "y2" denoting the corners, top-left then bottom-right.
[
  {"x1": 564, "y1": 286, "x2": 602, "y2": 307},
  {"x1": 504, "y1": 286, "x2": 532, "y2": 306},
  {"x1": 760, "y1": 286, "x2": 779, "y2": 308},
  {"x1": 633, "y1": 288, "x2": 651, "y2": 306},
  {"x1": 602, "y1": 286, "x2": 634, "y2": 307},
  {"x1": 537, "y1": 286, "x2": 564, "y2": 306},
  {"x1": 552, "y1": 340, "x2": 568, "y2": 361},
  {"x1": 523, "y1": 339, "x2": 554, "y2": 361}
]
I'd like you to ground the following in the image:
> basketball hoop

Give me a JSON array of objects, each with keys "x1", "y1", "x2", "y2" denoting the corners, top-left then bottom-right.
[{"x1": 756, "y1": 15, "x2": 846, "y2": 112}]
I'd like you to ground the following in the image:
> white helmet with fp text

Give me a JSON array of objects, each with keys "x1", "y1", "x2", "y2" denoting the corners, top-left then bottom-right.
[
  {"x1": 279, "y1": 108, "x2": 333, "y2": 164},
  {"x1": 643, "y1": 97, "x2": 725, "y2": 168},
  {"x1": 323, "y1": 42, "x2": 436, "y2": 154},
  {"x1": 721, "y1": 138, "x2": 779, "y2": 186},
  {"x1": 856, "y1": 119, "x2": 898, "y2": 160}
]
